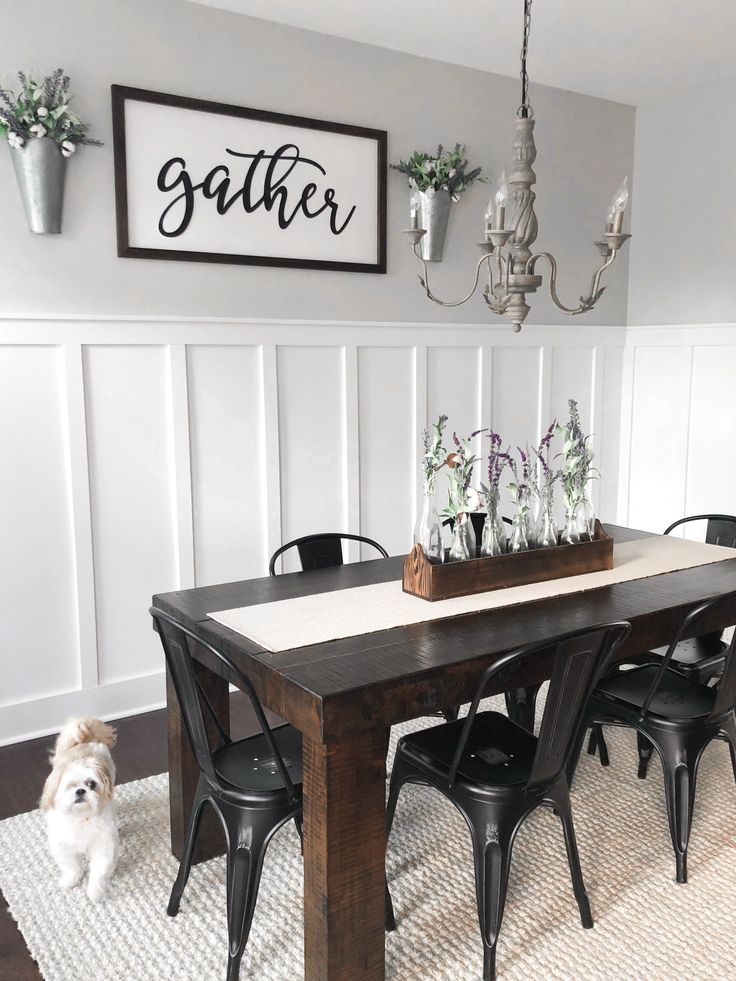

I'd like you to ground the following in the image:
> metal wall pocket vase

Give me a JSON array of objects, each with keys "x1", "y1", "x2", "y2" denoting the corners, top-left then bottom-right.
[
  {"x1": 416, "y1": 189, "x2": 452, "y2": 261},
  {"x1": 10, "y1": 139, "x2": 67, "y2": 234}
]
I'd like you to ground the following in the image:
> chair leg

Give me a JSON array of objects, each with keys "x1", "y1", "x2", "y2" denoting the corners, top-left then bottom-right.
[
  {"x1": 658, "y1": 737, "x2": 702, "y2": 884},
  {"x1": 443, "y1": 706, "x2": 459, "y2": 722},
  {"x1": 384, "y1": 753, "x2": 411, "y2": 933},
  {"x1": 294, "y1": 814, "x2": 304, "y2": 855},
  {"x1": 586, "y1": 727, "x2": 598, "y2": 757},
  {"x1": 167, "y1": 785, "x2": 208, "y2": 916},
  {"x1": 469, "y1": 818, "x2": 515, "y2": 981},
  {"x1": 637, "y1": 731, "x2": 654, "y2": 780},
  {"x1": 594, "y1": 725, "x2": 610, "y2": 767},
  {"x1": 719, "y1": 713, "x2": 736, "y2": 786},
  {"x1": 222, "y1": 810, "x2": 271, "y2": 981},
  {"x1": 504, "y1": 684, "x2": 542, "y2": 733},
  {"x1": 554, "y1": 793, "x2": 593, "y2": 929}
]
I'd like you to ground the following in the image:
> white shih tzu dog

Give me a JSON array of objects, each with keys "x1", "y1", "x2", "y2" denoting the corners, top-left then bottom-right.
[{"x1": 40, "y1": 717, "x2": 119, "y2": 902}]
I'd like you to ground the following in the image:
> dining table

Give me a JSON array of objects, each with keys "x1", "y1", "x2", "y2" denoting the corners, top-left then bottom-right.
[{"x1": 151, "y1": 523, "x2": 736, "y2": 981}]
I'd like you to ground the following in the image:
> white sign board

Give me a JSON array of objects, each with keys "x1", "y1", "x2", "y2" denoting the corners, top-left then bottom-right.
[{"x1": 112, "y1": 87, "x2": 386, "y2": 272}]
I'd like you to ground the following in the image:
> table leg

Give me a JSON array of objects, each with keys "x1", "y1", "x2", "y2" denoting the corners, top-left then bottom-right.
[
  {"x1": 303, "y1": 728, "x2": 388, "y2": 981},
  {"x1": 166, "y1": 660, "x2": 229, "y2": 863}
]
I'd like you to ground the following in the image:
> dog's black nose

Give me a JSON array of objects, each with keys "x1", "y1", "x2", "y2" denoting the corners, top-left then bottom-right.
[{"x1": 75, "y1": 787, "x2": 86, "y2": 798}]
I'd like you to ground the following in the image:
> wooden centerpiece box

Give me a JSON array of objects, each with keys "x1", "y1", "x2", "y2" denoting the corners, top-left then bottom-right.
[{"x1": 403, "y1": 520, "x2": 613, "y2": 602}]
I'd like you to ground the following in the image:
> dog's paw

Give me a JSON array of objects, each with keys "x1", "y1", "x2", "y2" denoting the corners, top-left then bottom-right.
[
  {"x1": 86, "y1": 878, "x2": 108, "y2": 903},
  {"x1": 59, "y1": 870, "x2": 83, "y2": 890}
]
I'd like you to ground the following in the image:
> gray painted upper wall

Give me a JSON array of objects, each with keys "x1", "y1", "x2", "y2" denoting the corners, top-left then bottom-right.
[
  {"x1": 628, "y1": 77, "x2": 736, "y2": 325},
  {"x1": 0, "y1": 0, "x2": 635, "y2": 325}
]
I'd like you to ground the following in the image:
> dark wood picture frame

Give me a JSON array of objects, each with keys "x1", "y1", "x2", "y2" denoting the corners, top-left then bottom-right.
[{"x1": 111, "y1": 85, "x2": 387, "y2": 273}]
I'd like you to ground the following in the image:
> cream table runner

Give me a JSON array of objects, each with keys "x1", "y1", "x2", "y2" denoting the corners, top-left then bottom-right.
[{"x1": 209, "y1": 536, "x2": 736, "y2": 654}]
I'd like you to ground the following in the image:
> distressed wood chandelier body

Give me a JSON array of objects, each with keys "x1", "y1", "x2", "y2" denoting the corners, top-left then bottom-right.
[{"x1": 402, "y1": 0, "x2": 631, "y2": 331}]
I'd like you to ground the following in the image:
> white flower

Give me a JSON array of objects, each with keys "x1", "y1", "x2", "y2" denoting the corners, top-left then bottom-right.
[
  {"x1": 61, "y1": 140, "x2": 76, "y2": 157},
  {"x1": 8, "y1": 131, "x2": 24, "y2": 149},
  {"x1": 36, "y1": 106, "x2": 49, "y2": 118},
  {"x1": 30, "y1": 124, "x2": 46, "y2": 138},
  {"x1": 62, "y1": 118, "x2": 71, "y2": 129},
  {"x1": 449, "y1": 168, "x2": 457, "y2": 177}
]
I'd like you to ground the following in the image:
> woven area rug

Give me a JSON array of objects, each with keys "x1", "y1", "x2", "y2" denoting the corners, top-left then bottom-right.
[{"x1": 2, "y1": 700, "x2": 736, "y2": 980}]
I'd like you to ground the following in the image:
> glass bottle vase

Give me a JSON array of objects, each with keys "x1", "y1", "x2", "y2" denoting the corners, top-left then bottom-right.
[
  {"x1": 561, "y1": 503, "x2": 581, "y2": 546},
  {"x1": 448, "y1": 514, "x2": 471, "y2": 562},
  {"x1": 508, "y1": 512, "x2": 529, "y2": 553},
  {"x1": 537, "y1": 493, "x2": 558, "y2": 548},
  {"x1": 481, "y1": 510, "x2": 504, "y2": 556},
  {"x1": 414, "y1": 488, "x2": 444, "y2": 563},
  {"x1": 576, "y1": 497, "x2": 596, "y2": 542}
]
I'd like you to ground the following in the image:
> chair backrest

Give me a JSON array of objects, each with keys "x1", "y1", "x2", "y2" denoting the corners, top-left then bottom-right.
[
  {"x1": 664, "y1": 514, "x2": 736, "y2": 549},
  {"x1": 268, "y1": 532, "x2": 388, "y2": 576},
  {"x1": 449, "y1": 621, "x2": 631, "y2": 791},
  {"x1": 638, "y1": 590, "x2": 736, "y2": 723},
  {"x1": 442, "y1": 512, "x2": 512, "y2": 540},
  {"x1": 149, "y1": 607, "x2": 298, "y2": 802}
]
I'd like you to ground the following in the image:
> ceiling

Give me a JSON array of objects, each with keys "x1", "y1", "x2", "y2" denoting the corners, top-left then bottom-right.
[{"x1": 191, "y1": 0, "x2": 736, "y2": 106}]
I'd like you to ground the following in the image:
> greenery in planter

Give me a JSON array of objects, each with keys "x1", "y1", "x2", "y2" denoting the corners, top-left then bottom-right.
[
  {"x1": 391, "y1": 144, "x2": 485, "y2": 201},
  {"x1": 0, "y1": 69, "x2": 102, "y2": 156}
]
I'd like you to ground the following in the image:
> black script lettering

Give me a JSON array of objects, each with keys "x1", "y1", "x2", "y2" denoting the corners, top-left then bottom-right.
[
  {"x1": 157, "y1": 157, "x2": 195, "y2": 237},
  {"x1": 156, "y1": 144, "x2": 358, "y2": 238}
]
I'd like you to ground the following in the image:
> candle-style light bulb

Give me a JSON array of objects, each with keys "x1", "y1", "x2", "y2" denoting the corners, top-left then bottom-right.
[
  {"x1": 409, "y1": 185, "x2": 420, "y2": 229},
  {"x1": 606, "y1": 176, "x2": 629, "y2": 233},
  {"x1": 483, "y1": 195, "x2": 494, "y2": 235},
  {"x1": 495, "y1": 170, "x2": 509, "y2": 230}
]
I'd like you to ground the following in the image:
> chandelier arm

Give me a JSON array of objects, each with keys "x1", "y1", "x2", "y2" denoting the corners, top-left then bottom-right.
[
  {"x1": 525, "y1": 250, "x2": 618, "y2": 316},
  {"x1": 413, "y1": 244, "x2": 493, "y2": 308}
]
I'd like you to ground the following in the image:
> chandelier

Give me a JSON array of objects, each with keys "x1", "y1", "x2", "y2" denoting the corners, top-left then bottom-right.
[{"x1": 402, "y1": 0, "x2": 631, "y2": 331}]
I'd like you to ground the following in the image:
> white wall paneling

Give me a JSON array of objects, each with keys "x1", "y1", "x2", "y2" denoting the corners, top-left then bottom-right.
[
  {"x1": 0, "y1": 316, "x2": 627, "y2": 745},
  {"x1": 621, "y1": 324, "x2": 736, "y2": 535}
]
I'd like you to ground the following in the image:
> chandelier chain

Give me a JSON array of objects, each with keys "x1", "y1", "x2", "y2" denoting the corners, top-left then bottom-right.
[{"x1": 518, "y1": 0, "x2": 533, "y2": 118}]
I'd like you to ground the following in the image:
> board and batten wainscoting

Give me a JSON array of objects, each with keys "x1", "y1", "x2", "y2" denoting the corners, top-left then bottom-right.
[
  {"x1": 2, "y1": 313, "x2": 693, "y2": 747},
  {"x1": 617, "y1": 323, "x2": 736, "y2": 536}
]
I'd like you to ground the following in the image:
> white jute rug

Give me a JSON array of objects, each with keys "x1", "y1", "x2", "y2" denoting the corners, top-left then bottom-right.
[{"x1": 2, "y1": 701, "x2": 736, "y2": 980}]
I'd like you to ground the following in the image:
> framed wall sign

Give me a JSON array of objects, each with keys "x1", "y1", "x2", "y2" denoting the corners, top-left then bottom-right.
[{"x1": 111, "y1": 86, "x2": 387, "y2": 273}]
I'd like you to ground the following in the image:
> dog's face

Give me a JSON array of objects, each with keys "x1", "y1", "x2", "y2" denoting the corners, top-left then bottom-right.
[{"x1": 41, "y1": 748, "x2": 114, "y2": 817}]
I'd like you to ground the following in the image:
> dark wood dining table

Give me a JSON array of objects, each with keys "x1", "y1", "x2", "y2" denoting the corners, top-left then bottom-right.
[{"x1": 152, "y1": 523, "x2": 736, "y2": 981}]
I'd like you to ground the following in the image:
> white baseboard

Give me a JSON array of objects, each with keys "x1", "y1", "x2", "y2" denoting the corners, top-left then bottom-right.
[{"x1": 0, "y1": 672, "x2": 166, "y2": 747}]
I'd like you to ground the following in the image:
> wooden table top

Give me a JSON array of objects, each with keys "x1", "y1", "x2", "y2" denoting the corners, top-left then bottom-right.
[{"x1": 152, "y1": 524, "x2": 736, "y2": 741}]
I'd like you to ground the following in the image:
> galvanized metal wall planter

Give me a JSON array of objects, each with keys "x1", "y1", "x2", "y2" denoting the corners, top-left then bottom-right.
[{"x1": 10, "y1": 138, "x2": 67, "y2": 234}]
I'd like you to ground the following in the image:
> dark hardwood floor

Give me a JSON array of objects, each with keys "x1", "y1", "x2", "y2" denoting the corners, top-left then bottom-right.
[{"x1": 0, "y1": 693, "x2": 267, "y2": 981}]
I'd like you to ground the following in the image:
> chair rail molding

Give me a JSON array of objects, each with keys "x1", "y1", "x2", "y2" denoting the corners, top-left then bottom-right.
[{"x1": 1, "y1": 312, "x2": 631, "y2": 745}]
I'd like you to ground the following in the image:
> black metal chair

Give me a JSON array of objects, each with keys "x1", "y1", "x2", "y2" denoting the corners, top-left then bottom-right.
[
  {"x1": 149, "y1": 608, "x2": 303, "y2": 981},
  {"x1": 268, "y1": 531, "x2": 388, "y2": 575},
  {"x1": 576, "y1": 590, "x2": 736, "y2": 884},
  {"x1": 384, "y1": 621, "x2": 631, "y2": 981},
  {"x1": 588, "y1": 514, "x2": 736, "y2": 767}
]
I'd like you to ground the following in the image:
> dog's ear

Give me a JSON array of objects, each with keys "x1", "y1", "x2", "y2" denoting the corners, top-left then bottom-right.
[
  {"x1": 40, "y1": 764, "x2": 63, "y2": 812},
  {"x1": 93, "y1": 756, "x2": 115, "y2": 806}
]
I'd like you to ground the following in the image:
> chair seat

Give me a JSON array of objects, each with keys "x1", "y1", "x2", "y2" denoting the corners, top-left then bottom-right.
[
  {"x1": 400, "y1": 711, "x2": 538, "y2": 787},
  {"x1": 213, "y1": 724, "x2": 303, "y2": 795},
  {"x1": 595, "y1": 664, "x2": 716, "y2": 720},
  {"x1": 649, "y1": 633, "x2": 727, "y2": 678}
]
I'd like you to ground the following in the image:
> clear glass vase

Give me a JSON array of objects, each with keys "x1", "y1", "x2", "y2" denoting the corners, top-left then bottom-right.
[
  {"x1": 509, "y1": 512, "x2": 529, "y2": 553},
  {"x1": 537, "y1": 493, "x2": 558, "y2": 548},
  {"x1": 414, "y1": 488, "x2": 444, "y2": 563},
  {"x1": 576, "y1": 497, "x2": 596, "y2": 542},
  {"x1": 527, "y1": 493, "x2": 541, "y2": 549},
  {"x1": 464, "y1": 513, "x2": 477, "y2": 558},
  {"x1": 448, "y1": 513, "x2": 471, "y2": 562},
  {"x1": 481, "y1": 509, "x2": 504, "y2": 556},
  {"x1": 561, "y1": 503, "x2": 581, "y2": 545}
]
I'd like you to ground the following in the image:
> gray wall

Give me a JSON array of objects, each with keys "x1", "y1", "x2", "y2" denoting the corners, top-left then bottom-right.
[
  {"x1": 628, "y1": 78, "x2": 736, "y2": 325},
  {"x1": 0, "y1": 0, "x2": 635, "y2": 325}
]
